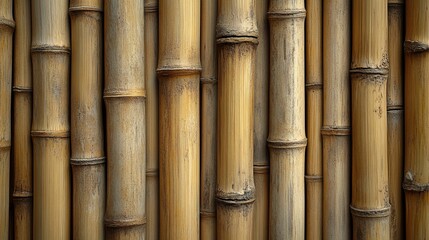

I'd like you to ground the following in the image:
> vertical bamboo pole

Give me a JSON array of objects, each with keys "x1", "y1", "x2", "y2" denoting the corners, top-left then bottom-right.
[
  {"x1": 216, "y1": 1, "x2": 257, "y2": 239},
  {"x1": 104, "y1": 1, "x2": 146, "y2": 238},
  {"x1": 351, "y1": 0, "x2": 390, "y2": 239},
  {"x1": 158, "y1": 0, "x2": 200, "y2": 239},
  {"x1": 70, "y1": 0, "x2": 105, "y2": 239},
  {"x1": 322, "y1": 0, "x2": 351, "y2": 239},
  {"x1": 403, "y1": 0, "x2": 429, "y2": 238},
  {"x1": 268, "y1": 0, "x2": 306, "y2": 239},
  {"x1": 305, "y1": 0, "x2": 322, "y2": 239},
  {"x1": 200, "y1": 0, "x2": 217, "y2": 239},
  {"x1": 387, "y1": 0, "x2": 404, "y2": 239},
  {"x1": 0, "y1": 0, "x2": 14, "y2": 238},
  {"x1": 144, "y1": 0, "x2": 159, "y2": 239}
]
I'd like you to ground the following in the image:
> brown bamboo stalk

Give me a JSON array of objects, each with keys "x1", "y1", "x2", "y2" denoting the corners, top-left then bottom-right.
[
  {"x1": 158, "y1": 0, "x2": 200, "y2": 238},
  {"x1": 305, "y1": 0, "x2": 323, "y2": 239},
  {"x1": 403, "y1": 0, "x2": 429, "y2": 238},
  {"x1": 216, "y1": 0, "x2": 257, "y2": 239},
  {"x1": 387, "y1": 0, "x2": 404, "y2": 239},
  {"x1": 200, "y1": 0, "x2": 217, "y2": 239},
  {"x1": 144, "y1": 0, "x2": 159, "y2": 239},
  {"x1": 31, "y1": 0, "x2": 70, "y2": 238},
  {"x1": 70, "y1": 0, "x2": 105, "y2": 239},
  {"x1": 351, "y1": 0, "x2": 390, "y2": 239},
  {"x1": 322, "y1": 0, "x2": 351, "y2": 239},
  {"x1": 268, "y1": 0, "x2": 306, "y2": 238},
  {"x1": 0, "y1": 0, "x2": 14, "y2": 238},
  {"x1": 104, "y1": 1, "x2": 146, "y2": 238}
]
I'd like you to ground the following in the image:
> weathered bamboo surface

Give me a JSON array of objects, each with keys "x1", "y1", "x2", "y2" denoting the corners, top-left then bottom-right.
[
  {"x1": 404, "y1": 0, "x2": 429, "y2": 239},
  {"x1": 104, "y1": 1, "x2": 146, "y2": 238}
]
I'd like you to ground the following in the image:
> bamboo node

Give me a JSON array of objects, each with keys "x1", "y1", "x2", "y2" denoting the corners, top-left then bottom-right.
[
  {"x1": 388, "y1": 0, "x2": 404, "y2": 5},
  {"x1": 267, "y1": 138, "x2": 307, "y2": 149},
  {"x1": 146, "y1": 168, "x2": 158, "y2": 176},
  {"x1": 387, "y1": 105, "x2": 403, "y2": 111},
  {"x1": 350, "y1": 205, "x2": 391, "y2": 218},
  {"x1": 103, "y1": 89, "x2": 146, "y2": 99},
  {"x1": 404, "y1": 40, "x2": 429, "y2": 53},
  {"x1": 216, "y1": 36, "x2": 258, "y2": 45},
  {"x1": 267, "y1": 9, "x2": 306, "y2": 19},
  {"x1": 305, "y1": 175, "x2": 323, "y2": 182},
  {"x1": 144, "y1": 3, "x2": 158, "y2": 13},
  {"x1": 0, "y1": 18, "x2": 15, "y2": 29},
  {"x1": 216, "y1": 197, "x2": 255, "y2": 206},
  {"x1": 200, "y1": 77, "x2": 217, "y2": 85},
  {"x1": 69, "y1": 6, "x2": 103, "y2": 13},
  {"x1": 320, "y1": 126, "x2": 351, "y2": 136},
  {"x1": 105, "y1": 217, "x2": 147, "y2": 228},
  {"x1": 31, "y1": 45, "x2": 70, "y2": 54},
  {"x1": 12, "y1": 86, "x2": 32, "y2": 93},
  {"x1": 31, "y1": 130, "x2": 70, "y2": 138},
  {"x1": 12, "y1": 191, "x2": 32, "y2": 198},
  {"x1": 403, "y1": 171, "x2": 429, "y2": 192},
  {"x1": 0, "y1": 141, "x2": 11, "y2": 150},
  {"x1": 350, "y1": 68, "x2": 389, "y2": 76},
  {"x1": 70, "y1": 157, "x2": 105, "y2": 166},
  {"x1": 157, "y1": 66, "x2": 202, "y2": 76},
  {"x1": 253, "y1": 165, "x2": 269, "y2": 174},
  {"x1": 305, "y1": 82, "x2": 323, "y2": 89},
  {"x1": 200, "y1": 211, "x2": 216, "y2": 218}
]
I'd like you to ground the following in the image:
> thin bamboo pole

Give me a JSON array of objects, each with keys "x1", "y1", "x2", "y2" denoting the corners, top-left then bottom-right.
[
  {"x1": 322, "y1": 0, "x2": 351, "y2": 239},
  {"x1": 268, "y1": 0, "x2": 306, "y2": 238},
  {"x1": 200, "y1": 0, "x2": 217, "y2": 239},
  {"x1": 0, "y1": 0, "x2": 14, "y2": 238},
  {"x1": 305, "y1": 0, "x2": 323, "y2": 239},
  {"x1": 158, "y1": 0, "x2": 200, "y2": 238},
  {"x1": 70, "y1": 0, "x2": 105, "y2": 239},
  {"x1": 216, "y1": 1, "x2": 257, "y2": 239},
  {"x1": 403, "y1": 0, "x2": 429, "y2": 238},
  {"x1": 12, "y1": 0, "x2": 32, "y2": 239},
  {"x1": 351, "y1": 0, "x2": 390, "y2": 239},
  {"x1": 387, "y1": 0, "x2": 404, "y2": 239}
]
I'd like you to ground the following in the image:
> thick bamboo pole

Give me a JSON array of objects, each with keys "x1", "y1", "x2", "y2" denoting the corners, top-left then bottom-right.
[
  {"x1": 268, "y1": 0, "x2": 306, "y2": 239},
  {"x1": 104, "y1": 1, "x2": 146, "y2": 238},
  {"x1": 305, "y1": 0, "x2": 322, "y2": 239},
  {"x1": 31, "y1": 0, "x2": 70, "y2": 239},
  {"x1": 351, "y1": 0, "x2": 390, "y2": 239},
  {"x1": 158, "y1": 0, "x2": 200, "y2": 239},
  {"x1": 403, "y1": 0, "x2": 429, "y2": 238},
  {"x1": 322, "y1": 0, "x2": 351, "y2": 239},
  {"x1": 216, "y1": 1, "x2": 257, "y2": 239},
  {"x1": 70, "y1": 0, "x2": 105, "y2": 239}
]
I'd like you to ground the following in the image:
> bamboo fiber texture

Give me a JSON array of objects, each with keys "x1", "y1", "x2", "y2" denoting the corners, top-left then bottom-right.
[
  {"x1": 158, "y1": 0, "x2": 200, "y2": 239},
  {"x1": 404, "y1": 0, "x2": 429, "y2": 238},
  {"x1": 268, "y1": 0, "x2": 306, "y2": 239},
  {"x1": 104, "y1": 1, "x2": 146, "y2": 238}
]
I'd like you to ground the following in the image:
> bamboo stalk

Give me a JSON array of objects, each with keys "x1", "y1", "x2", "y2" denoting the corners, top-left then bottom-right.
[
  {"x1": 268, "y1": 0, "x2": 306, "y2": 238},
  {"x1": 158, "y1": 0, "x2": 200, "y2": 238},
  {"x1": 351, "y1": 0, "x2": 390, "y2": 239},
  {"x1": 70, "y1": 0, "x2": 105, "y2": 239},
  {"x1": 322, "y1": 0, "x2": 351, "y2": 239},
  {"x1": 305, "y1": 0, "x2": 323, "y2": 239},
  {"x1": 216, "y1": 0, "x2": 257, "y2": 239},
  {"x1": 0, "y1": 0, "x2": 14, "y2": 238},
  {"x1": 403, "y1": 0, "x2": 429, "y2": 238}
]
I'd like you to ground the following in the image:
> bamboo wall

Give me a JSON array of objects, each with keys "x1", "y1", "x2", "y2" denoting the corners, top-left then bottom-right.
[{"x1": 2, "y1": 0, "x2": 428, "y2": 239}]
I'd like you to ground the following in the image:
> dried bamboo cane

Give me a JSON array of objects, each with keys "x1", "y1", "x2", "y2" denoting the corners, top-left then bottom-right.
[
  {"x1": 0, "y1": 0, "x2": 14, "y2": 238},
  {"x1": 158, "y1": 0, "x2": 200, "y2": 239},
  {"x1": 200, "y1": 0, "x2": 217, "y2": 239},
  {"x1": 216, "y1": 0, "x2": 257, "y2": 239},
  {"x1": 305, "y1": 0, "x2": 323, "y2": 239},
  {"x1": 144, "y1": 0, "x2": 159, "y2": 239},
  {"x1": 387, "y1": 0, "x2": 404, "y2": 239},
  {"x1": 350, "y1": 0, "x2": 390, "y2": 239},
  {"x1": 322, "y1": 0, "x2": 351, "y2": 239},
  {"x1": 12, "y1": 0, "x2": 32, "y2": 239},
  {"x1": 70, "y1": 0, "x2": 105, "y2": 239},
  {"x1": 403, "y1": 0, "x2": 429, "y2": 238},
  {"x1": 268, "y1": 0, "x2": 306, "y2": 238}
]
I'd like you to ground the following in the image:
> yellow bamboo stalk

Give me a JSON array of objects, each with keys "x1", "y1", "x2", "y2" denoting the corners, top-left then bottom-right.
[
  {"x1": 351, "y1": 0, "x2": 390, "y2": 239},
  {"x1": 104, "y1": 1, "x2": 146, "y2": 238},
  {"x1": 70, "y1": 0, "x2": 105, "y2": 239},
  {"x1": 268, "y1": 0, "x2": 306, "y2": 238},
  {"x1": 158, "y1": 0, "x2": 200, "y2": 238},
  {"x1": 322, "y1": 0, "x2": 351, "y2": 239},
  {"x1": 31, "y1": 0, "x2": 70, "y2": 238},
  {"x1": 305, "y1": 0, "x2": 323, "y2": 239},
  {"x1": 403, "y1": 0, "x2": 429, "y2": 238},
  {"x1": 0, "y1": 0, "x2": 14, "y2": 238}
]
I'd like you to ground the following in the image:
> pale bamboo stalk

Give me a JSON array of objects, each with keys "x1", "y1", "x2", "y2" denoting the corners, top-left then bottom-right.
[
  {"x1": 144, "y1": 0, "x2": 159, "y2": 239},
  {"x1": 158, "y1": 0, "x2": 200, "y2": 239},
  {"x1": 403, "y1": 0, "x2": 429, "y2": 238},
  {"x1": 200, "y1": 0, "x2": 217, "y2": 239},
  {"x1": 0, "y1": 0, "x2": 14, "y2": 238},
  {"x1": 305, "y1": 0, "x2": 323, "y2": 239},
  {"x1": 31, "y1": 0, "x2": 70, "y2": 238},
  {"x1": 387, "y1": 0, "x2": 404, "y2": 239},
  {"x1": 70, "y1": 0, "x2": 105, "y2": 239},
  {"x1": 268, "y1": 0, "x2": 306, "y2": 238},
  {"x1": 351, "y1": 0, "x2": 390, "y2": 239},
  {"x1": 322, "y1": 0, "x2": 351, "y2": 239}
]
